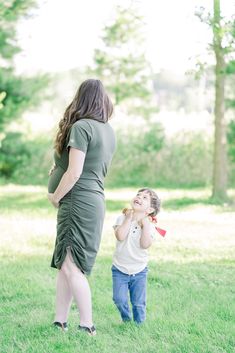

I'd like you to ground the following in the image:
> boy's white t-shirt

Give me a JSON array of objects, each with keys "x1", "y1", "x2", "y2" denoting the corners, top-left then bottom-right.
[{"x1": 112, "y1": 214, "x2": 157, "y2": 275}]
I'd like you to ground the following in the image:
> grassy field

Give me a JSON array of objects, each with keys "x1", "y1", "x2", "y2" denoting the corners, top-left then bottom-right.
[{"x1": 0, "y1": 185, "x2": 235, "y2": 353}]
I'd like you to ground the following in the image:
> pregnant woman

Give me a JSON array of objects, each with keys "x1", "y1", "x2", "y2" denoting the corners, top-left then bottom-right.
[{"x1": 48, "y1": 79, "x2": 116, "y2": 336}]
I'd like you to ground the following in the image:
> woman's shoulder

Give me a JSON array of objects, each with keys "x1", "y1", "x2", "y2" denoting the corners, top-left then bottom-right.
[
  {"x1": 73, "y1": 119, "x2": 91, "y2": 129},
  {"x1": 73, "y1": 118, "x2": 106, "y2": 130},
  {"x1": 72, "y1": 119, "x2": 114, "y2": 139},
  {"x1": 72, "y1": 119, "x2": 94, "y2": 137}
]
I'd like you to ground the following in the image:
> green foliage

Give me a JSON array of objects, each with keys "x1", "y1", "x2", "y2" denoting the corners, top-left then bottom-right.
[
  {"x1": 226, "y1": 60, "x2": 235, "y2": 74},
  {"x1": 154, "y1": 133, "x2": 213, "y2": 188},
  {"x1": 0, "y1": 132, "x2": 51, "y2": 183},
  {"x1": 106, "y1": 131, "x2": 214, "y2": 188},
  {"x1": 2, "y1": 128, "x2": 235, "y2": 189},
  {"x1": 89, "y1": 5, "x2": 156, "y2": 119},
  {"x1": 0, "y1": 0, "x2": 37, "y2": 59},
  {"x1": 0, "y1": 90, "x2": 6, "y2": 109},
  {"x1": 0, "y1": 68, "x2": 49, "y2": 129},
  {"x1": 226, "y1": 60, "x2": 235, "y2": 110},
  {"x1": 227, "y1": 120, "x2": 235, "y2": 186},
  {"x1": 0, "y1": 132, "x2": 30, "y2": 177},
  {"x1": 0, "y1": 0, "x2": 49, "y2": 131},
  {"x1": 106, "y1": 122, "x2": 165, "y2": 187},
  {"x1": 227, "y1": 120, "x2": 235, "y2": 163},
  {"x1": 12, "y1": 137, "x2": 52, "y2": 185}
]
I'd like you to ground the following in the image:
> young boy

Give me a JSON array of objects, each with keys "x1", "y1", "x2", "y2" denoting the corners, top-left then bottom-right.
[{"x1": 112, "y1": 188, "x2": 162, "y2": 324}]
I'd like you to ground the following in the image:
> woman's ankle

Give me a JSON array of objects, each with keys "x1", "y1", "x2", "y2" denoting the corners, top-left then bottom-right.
[{"x1": 79, "y1": 321, "x2": 93, "y2": 327}]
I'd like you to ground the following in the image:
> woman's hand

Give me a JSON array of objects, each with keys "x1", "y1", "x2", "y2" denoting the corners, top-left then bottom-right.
[
  {"x1": 48, "y1": 164, "x2": 56, "y2": 176},
  {"x1": 47, "y1": 193, "x2": 59, "y2": 208}
]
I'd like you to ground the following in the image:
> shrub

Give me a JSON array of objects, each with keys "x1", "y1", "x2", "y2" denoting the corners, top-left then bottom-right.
[
  {"x1": 106, "y1": 130, "x2": 213, "y2": 188},
  {"x1": 0, "y1": 132, "x2": 31, "y2": 178},
  {"x1": 2, "y1": 125, "x2": 234, "y2": 188},
  {"x1": 0, "y1": 132, "x2": 52, "y2": 185}
]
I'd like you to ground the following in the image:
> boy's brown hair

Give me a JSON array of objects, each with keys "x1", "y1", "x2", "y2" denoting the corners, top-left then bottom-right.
[{"x1": 138, "y1": 188, "x2": 161, "y2": 216}]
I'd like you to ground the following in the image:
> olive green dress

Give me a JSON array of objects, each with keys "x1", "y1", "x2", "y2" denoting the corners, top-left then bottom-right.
[{"x1": 48, "y1": 119, "x2": 116, "y2": 275}]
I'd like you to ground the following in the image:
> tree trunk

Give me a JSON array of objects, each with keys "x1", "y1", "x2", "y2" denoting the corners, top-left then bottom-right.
[{"x1": 212, "y1": 0, "x2": 228, "y2": 202}]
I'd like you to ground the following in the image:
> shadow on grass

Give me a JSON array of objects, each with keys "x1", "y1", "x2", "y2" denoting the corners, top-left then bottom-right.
[
  {"x1": 163, "y1": 196, "x2": 235, "y2": 211},
  {"x1": 1, "y1": 189, "x2": 234, "y2": 213},
  {"x1": 163, "y1": 197, "x2": 212, "y2": 210},
  {"x1": 0, "y1": 193, "x2": 127, "y2": 213},
  {"x1": 0, "y1": 193, "x2": 51, "y2": 212},
  {"x1": 106, "y1": 195, "x2": 217, "y2": 212}
]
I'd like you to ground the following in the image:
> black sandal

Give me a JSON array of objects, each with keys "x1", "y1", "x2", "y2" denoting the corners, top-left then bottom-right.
[
  {"x1": 53, "y1": 321, "x2": 68, "y2": 332},
  {"x1": 78, "y1": 325, "x2": 96, "y2": 336}
]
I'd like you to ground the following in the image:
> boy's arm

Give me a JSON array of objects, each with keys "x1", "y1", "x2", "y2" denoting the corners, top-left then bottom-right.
[
  {"x1": 114, "y1": 210, "x2": 133, "y2": 241},
  {"x1": 139, "y1": 218, "x2": 154, "y2": 249}
]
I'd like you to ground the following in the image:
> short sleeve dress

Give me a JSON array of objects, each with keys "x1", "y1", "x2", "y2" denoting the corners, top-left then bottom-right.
[{"x1": 48, "y1": 119, "x2": 116, "y2": 275}]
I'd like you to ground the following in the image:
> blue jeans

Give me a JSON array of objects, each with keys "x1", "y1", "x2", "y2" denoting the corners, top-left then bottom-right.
[{"x1": 112, "y1": 265, "x2": 148, "y2": 324}]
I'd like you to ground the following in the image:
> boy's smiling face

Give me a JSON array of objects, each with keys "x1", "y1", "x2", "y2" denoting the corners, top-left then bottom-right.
[{"x1": 131, "y1": 190, "x2": 154, "y2": 215}]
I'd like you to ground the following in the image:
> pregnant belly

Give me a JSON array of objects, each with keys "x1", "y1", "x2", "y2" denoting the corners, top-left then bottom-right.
[{"x1": 48, "y1": 165, "x2": 65, "y2": 193}]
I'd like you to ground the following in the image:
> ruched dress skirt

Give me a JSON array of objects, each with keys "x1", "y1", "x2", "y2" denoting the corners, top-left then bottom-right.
[{"x1": 51, "y1": 186, "x2": 105, "y2": 275}]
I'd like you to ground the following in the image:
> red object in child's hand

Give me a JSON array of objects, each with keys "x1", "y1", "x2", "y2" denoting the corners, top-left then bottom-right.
[{"x1": 149, "y1": 215, "x2": 166, "y2": 237}]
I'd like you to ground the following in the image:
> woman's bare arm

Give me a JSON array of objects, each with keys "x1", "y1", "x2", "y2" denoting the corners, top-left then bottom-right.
[{"x1": 48, "y1": 148, "x2": 85, "y2": 207}]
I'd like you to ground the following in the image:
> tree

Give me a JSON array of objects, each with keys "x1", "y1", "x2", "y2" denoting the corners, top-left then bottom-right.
[
  {"x1": 226, "y1": 20, "x2": 235, "y2": 169},
  {"x1": 88, "y1": 5, "x2": 157, "y2": 120},
  {"x1": 196, "y1": 1, "x2": 235, "y2": 202},
  {"x1": 0, "y1": 0, "x2": 48, "y2": 131},
  {"x1": 211, "y1": 0, "x2": 227, "y2": 201}
]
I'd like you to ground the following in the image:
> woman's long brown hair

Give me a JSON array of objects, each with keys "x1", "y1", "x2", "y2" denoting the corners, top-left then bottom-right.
[{"x1": 54, "y1": 79, "x2": 113, "y2": 155}]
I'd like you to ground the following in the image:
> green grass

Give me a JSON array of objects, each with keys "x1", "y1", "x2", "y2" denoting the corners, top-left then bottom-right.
[{"x1": 0, "y1": 185, "x2": 235, "y2": 353}]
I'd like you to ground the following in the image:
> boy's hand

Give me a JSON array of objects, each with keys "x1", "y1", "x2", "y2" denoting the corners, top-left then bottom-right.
[
  {"x1": 122, "y1": 208, "x2": 133, "y2": 220},
  {"x1": 138, "y1": 216, "x2": 150, "y2": 228}
]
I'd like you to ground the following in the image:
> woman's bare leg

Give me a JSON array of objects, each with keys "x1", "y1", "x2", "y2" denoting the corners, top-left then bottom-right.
[
  {"x1": 61, "y1": 253, "x2": 93, "y2": 328},
  {"x1": 54, "y1": 269, "x2": 73, "y2": 323}
]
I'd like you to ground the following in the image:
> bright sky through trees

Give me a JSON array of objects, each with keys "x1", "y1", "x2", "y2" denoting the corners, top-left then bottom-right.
[{"x1": 15, "y1": 0, "x2": 234, "y2": 75}]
